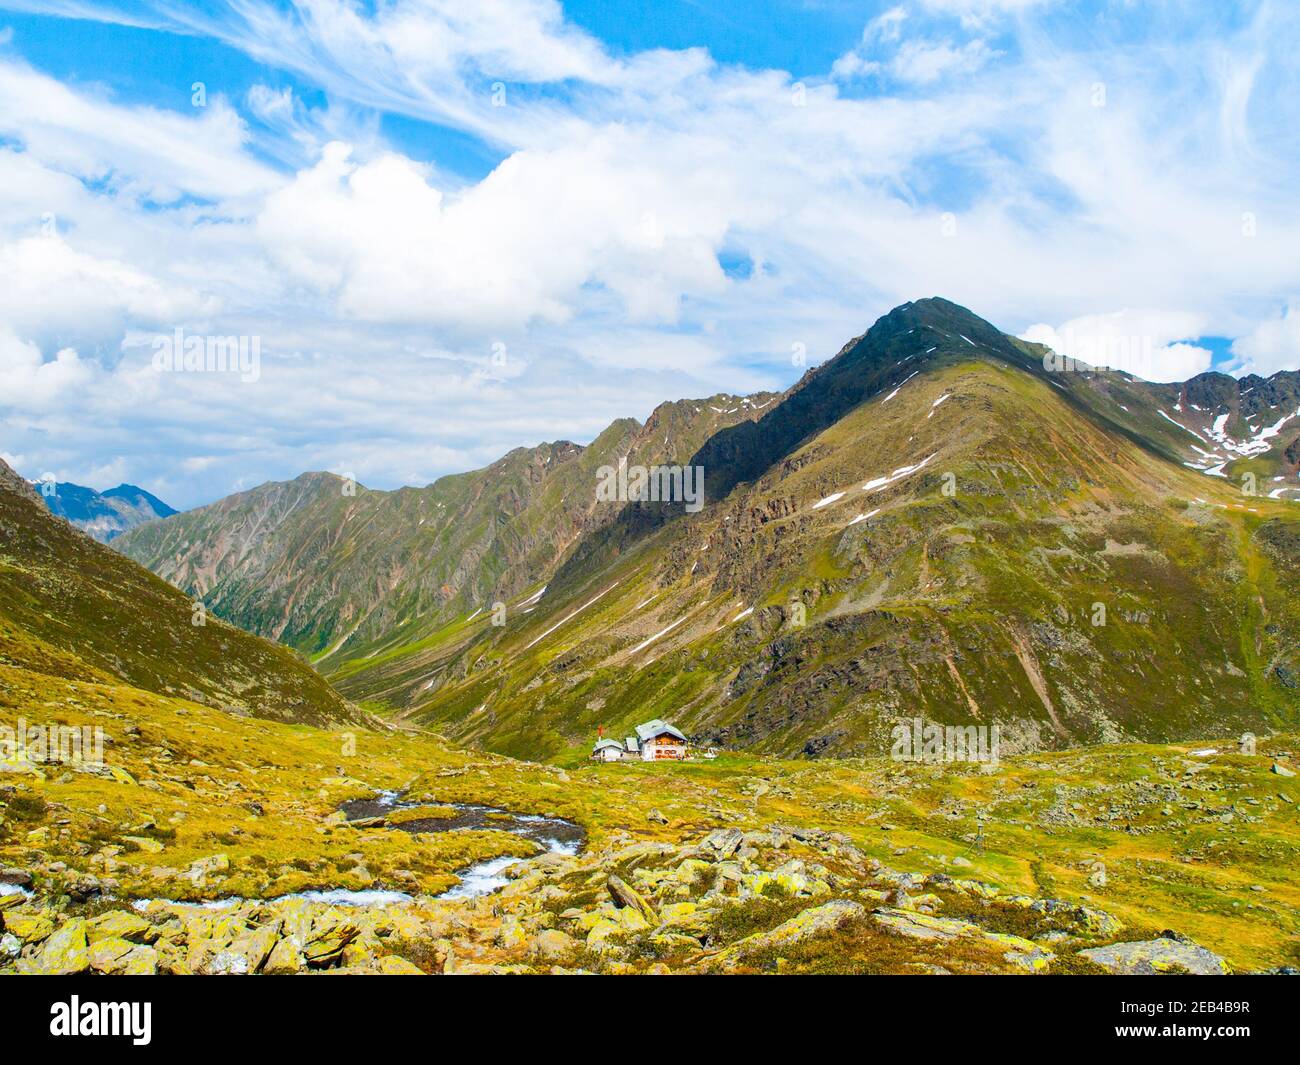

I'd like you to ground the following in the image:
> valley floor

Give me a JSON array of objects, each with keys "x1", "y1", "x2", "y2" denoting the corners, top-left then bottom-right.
[{"x1": 1, "y1": 663, "x2": 1297, "y2": 975}]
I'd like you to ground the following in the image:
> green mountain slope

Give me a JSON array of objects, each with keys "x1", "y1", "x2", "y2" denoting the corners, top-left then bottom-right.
[
  {"x1": 114, "y1": 299, "x2": 1300, "y2": 759},
  {"x1": 382, "y1": 300, "x2": 1300, "y2": 760},
  {"x1": 115, "y1": 393, "x2": 777, "y2": 680},
  {"x1": 0, "y1": 459, "x2": 361, "y2": 727}
]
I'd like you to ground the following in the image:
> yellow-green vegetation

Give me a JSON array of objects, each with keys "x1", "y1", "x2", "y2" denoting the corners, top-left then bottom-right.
[
  {"x1": 5, "y1": 299, "x2": 1298, "y2": 977},
  {"x1": 2, "y1": 657, "x2": 1297, "y2": 974},
  {"x1": 115, "y1": 395, "x2": 778, "y2": 670},
  {"x1": 398, "y1": 350, "x2": 1300, "y2": 762},
  {"x1": 0, "y1": 459, "x2": 359, "y2": 728},
  {"x1": 108, "y1": 301, "x2": 1300, "y2": 766}
]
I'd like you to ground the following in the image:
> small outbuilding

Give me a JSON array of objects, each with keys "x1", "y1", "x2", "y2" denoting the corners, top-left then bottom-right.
[{"x1": 591, "y1": 738, "x2": 626, "y2": 762}]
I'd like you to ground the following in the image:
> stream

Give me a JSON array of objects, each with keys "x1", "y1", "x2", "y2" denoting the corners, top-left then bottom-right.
[
  {"x1": 124, "y1": 794, "x2": 583, "y2": 911},
  {"x1": 339, "y1": 792, "x2": 584, "y2": 900}
]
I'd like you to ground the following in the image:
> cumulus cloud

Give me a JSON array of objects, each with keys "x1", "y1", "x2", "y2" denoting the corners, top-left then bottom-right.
[
  {"x1": 1021, "y1": 310, "x2": 1215, "y2": 382},
  {"x1": 1229, "y1": 304, "x2": 1300, "y2": 378},
  {"x1": 0, "y1": 327, "x2": 96, "y2": 407},
  {"x1": 0, "y1": 235, "x2": 213, "y2": 350},
  {"x1": 257, "y1": 135, "x2": 734, "y2": 330}
]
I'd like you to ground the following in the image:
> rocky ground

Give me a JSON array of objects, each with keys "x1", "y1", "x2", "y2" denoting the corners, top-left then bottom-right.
[
  {"x1": 0, "y1": 822, "x2": 1259, "y2": 975},
  {"x1": 2, "y1": 663, "x2": 1297, "y2": 975}
]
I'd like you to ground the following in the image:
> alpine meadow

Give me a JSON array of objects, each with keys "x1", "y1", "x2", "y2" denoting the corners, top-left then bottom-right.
[{"x1": 1, "y1": 0, "x2": 1298, "y2": 1036}]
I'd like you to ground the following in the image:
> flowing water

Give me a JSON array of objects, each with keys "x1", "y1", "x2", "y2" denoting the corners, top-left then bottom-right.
[
  {"x1": 127, "y1": 794, "x2": 584, "y2": 910},
  {"x1": 339, "y1": 793, "x2": 584, "y2": 900}
]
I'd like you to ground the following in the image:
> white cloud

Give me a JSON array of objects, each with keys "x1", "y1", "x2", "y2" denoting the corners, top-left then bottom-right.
[
  {"x1": 0, "y1": 327, "x2": 96, "y2": 407},
  {"x1": 257, "y1": 135, "x2": 735, "y2": 330},
  {"x1": 0, "y1": 0, "x2": 1297, "y2": 507},
  {"x1": 1021, "y1": 310, "x2": 1214, "y2": 382},
  {"x1": 0, "y1": 58, "x2": 278, "y2": 204},
  {"x1": 1230, "y1": 304, "x2": 1300, "y2": 378},
  {"x1": 832, "y1": 2, "x2": 998, "y2": 84},
  {"x1": 890, "y1": 38, "x2": 997, "y2": 84},
  {"x1": 0, "y1": 235, "x2": 212, "y2": 347}
]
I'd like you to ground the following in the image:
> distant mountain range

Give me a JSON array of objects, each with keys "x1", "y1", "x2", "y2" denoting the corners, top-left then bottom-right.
[
  {"x1": 34, "y1": 480, "x2": 177, "y2": 542},
  {"x1": 115, "y1": 298, "x2": 1300, "y2": 761}
]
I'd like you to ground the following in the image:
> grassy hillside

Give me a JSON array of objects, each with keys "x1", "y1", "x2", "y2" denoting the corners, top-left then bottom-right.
[
  {"x1": 388, "y1": 302, "x2": 1300, "y2": 760},
  {"x1": 0, "y1": 459, "x2": 360, "y2": 727},
  {"x1": 1, "y1": 659, "x2": 1296, "y2": 973},
  {"x1": 112, "y1": 299, "x2": 1300, "y2": 760},
  {"x1": 116, "y1": 394, "x2": 777, "y2": 676}
]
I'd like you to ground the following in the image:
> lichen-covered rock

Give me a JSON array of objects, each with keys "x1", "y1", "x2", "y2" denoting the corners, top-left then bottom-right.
[
  {"x1": 1028, "y1": 898, "x2": 1123, "y2": 938},
  {"x1": 530, "y1": 928, "x2": 576, "y2": 962},
  {"x1": 873, "y1": 907, "x2": 1055, "y2": 972},
  {"x1": 872, "y1": 908, "x2": 979, "y2": 942},
  {"x1": 263, "y1": 935, "x2": 305, "y2": 975},
  {"x1": 3, "y1": 911, "x2": 55, "y2": 944},
  {"x1": 495, "y1": 915, "x2": 527, "y2": 950},
  {"x1": 376, "y1": 955, "x2": 424, "y2": 974},
  {"x1": 87, "y1": 910, "x2": 156, "y2": 944},
  {"x1": 1080, "y1": 937, "x2": 1229, "y2": 975},
  {"x1": 88, "y1": 936, "x2": 137, "y2": 973},
  {"x1": 703, "y1": 899, "x2": 867, "y2": 970},
  {"x1": 202, "y1": 920, "x2": 281, "y2": 975},
  {"x1": 585, "y1": 918, "x2": 626, "y2": 954},
  {"x1": 117, "y1": 945, "x2": 161, "y2": 975},
  {"x1": 19, "y1": 917, "x2": 89, "y2": 974},
  {"x1": 607, "y1": 874, "x2": 657, "y2": 925},
  {"x1": 302, "y1": 922, "x2": 359, "y2": 967}
]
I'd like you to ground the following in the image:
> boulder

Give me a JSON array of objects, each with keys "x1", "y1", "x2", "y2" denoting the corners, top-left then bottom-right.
[
  {"x1": 202, "y1": 920, "x2": 281, "y2": 975},
  {"x1": 263, "y1": 935, "x2": 305, "y2": 975},
  {"x1": 530, "y1": 929, "x2": 576, "y2": 962},
  {"x1": 1027, "y1": 898, "x2": 1123, "y2": 938},
  {"x1": 186, "y1": 853, "x2": 230, "y2": 886},
  {"x1": 19, "y1": 917, "x2": 89, "y2": 975},
  {"x1": 495, "y1": 916, "x2": 528, "y2": 950},
  {"x1": 87, "y1": 910, "x2": 156, "y2": 944},
  {"x1": 607, "y1": 875, "x2": 657, "y2": 925},
  {"x1": 703, "y1": 900, "x2": 867, "y2": 970},
  {"x1": 701, "y1": 828, "x2": 743, "y2": 859},
  {"x1": 88, "y1": 936, "x2": 137, "y2": 973},
  {"x1": 0, "y1": 867, "x2": 33, "y2": 887},
  {"x1": 873, "y1": 908, "x2": 1055, "y2": 971},
  {"x1": 1079, "y1": 936, "x2": 1229, "y2": 975},
  {"x1": 67, "y1": 875, "x2": 102, "y2": 903},
  {"x1": 376, "y1": 955, "x2": 424, "y2": 975},
  {"x1": 302, "y1": 922, "x2": 359, "y2": 967},
  {"x1": 4, "y1": 911, "x2": 55, "y2": 944},
  {"x1": 873, "y1": 908, "x2": 981, "y2": 943},
  {"x1": 118, "y1": 945, "x2": 160, "y2": 975}
]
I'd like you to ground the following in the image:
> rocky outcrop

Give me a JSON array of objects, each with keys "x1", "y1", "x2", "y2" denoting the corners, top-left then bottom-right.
[{"x1": 1080, "y1": 935, "x2": 1229, "y2": 975}]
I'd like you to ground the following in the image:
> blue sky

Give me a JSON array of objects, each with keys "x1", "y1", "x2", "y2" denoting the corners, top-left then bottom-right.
[{"x1": 0, "y1": 0, "x2": 1298, "y2": 508}]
